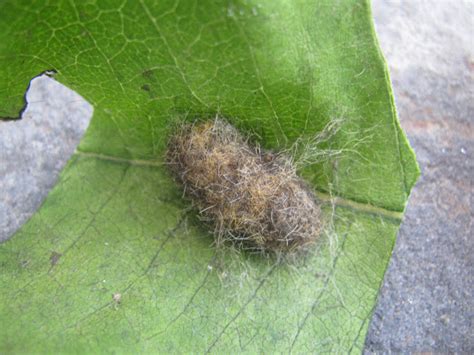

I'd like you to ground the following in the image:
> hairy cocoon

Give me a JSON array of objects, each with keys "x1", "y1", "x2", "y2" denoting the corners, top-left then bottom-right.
[{"x1": 166, "y1": 118, "x2": 322, "y2": 253}]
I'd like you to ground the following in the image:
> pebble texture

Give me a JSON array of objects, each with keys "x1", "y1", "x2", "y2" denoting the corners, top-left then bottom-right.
[{"x1": 0, "y1": 0, "x2": 472, "y2": 352}]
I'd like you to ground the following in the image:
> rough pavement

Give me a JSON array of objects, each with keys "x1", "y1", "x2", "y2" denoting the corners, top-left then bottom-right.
[
  {"x1": 0, "y1": 1, "x2": 472, "y2": 352},
  {"x1": 366, "y1": 1, "x2": 473, "y2": 352}
]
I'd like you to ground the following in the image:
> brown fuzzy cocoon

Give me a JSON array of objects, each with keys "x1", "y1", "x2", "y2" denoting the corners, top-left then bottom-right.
[{"x1": 166, "y1": 118, "x2": 322, "y2": 253}]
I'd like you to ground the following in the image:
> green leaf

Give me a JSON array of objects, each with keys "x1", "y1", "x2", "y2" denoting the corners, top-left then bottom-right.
[{"x1": 0, "y1": 0, "x2": 419, "y2": 353}]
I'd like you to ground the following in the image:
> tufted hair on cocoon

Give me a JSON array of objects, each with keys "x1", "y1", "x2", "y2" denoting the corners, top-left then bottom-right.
[{"x1": 166, "y1": 118, "x2": 322, "y2": 253}]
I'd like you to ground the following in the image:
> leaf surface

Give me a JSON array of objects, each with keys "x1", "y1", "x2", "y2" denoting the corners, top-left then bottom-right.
[{"x1": 0, "y1": 0, "x2": 419, "y2": 352}]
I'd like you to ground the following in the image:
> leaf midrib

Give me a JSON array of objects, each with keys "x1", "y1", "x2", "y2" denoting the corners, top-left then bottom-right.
[{"x1": 74, "y1": 149, "x2": 404, "y2": 220}]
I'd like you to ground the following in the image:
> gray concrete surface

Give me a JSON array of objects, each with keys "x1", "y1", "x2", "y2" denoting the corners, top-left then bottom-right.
[
  {"x1": 0, "y1": 77, "x2": 93, "y2": 241},
  {"x1": 367, "y1": 1, "x2": 473, "y2": 352},
  {"x1": 0, "y1": 0, "x2": 472, "y2": 352}
]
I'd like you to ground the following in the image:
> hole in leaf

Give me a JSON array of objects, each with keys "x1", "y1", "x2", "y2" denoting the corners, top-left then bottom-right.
[{"x1": 0, "y1": 75, "x2": 93, "y2": 241}]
